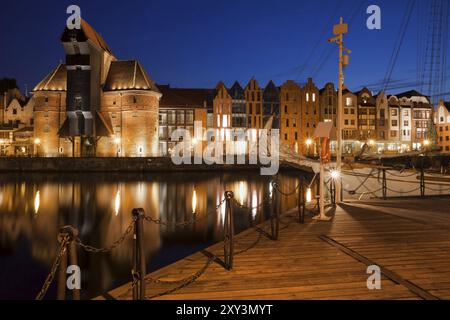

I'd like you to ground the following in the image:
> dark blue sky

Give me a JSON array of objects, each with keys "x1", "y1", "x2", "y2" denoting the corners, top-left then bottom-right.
[{"x1": 0, "y1": 0, "x2": 446, "y2": 96}]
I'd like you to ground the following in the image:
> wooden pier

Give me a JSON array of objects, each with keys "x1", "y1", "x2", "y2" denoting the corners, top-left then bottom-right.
[{"x1": 99, "y1": 197, "x2": 450, "y2": 300}]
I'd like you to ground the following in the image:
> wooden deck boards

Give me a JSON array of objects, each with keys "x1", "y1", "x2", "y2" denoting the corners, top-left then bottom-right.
[{"x1": 100, "y1": 197, "x2": 450, "y2": 300}]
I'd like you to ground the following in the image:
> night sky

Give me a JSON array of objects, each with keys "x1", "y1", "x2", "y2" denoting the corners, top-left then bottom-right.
[{"x1": 0, "y1": 0, "x2": 447, "y2": 97}]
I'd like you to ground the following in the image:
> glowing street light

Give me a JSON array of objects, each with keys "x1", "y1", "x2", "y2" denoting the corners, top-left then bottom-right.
[
  {"x1": 423, "y1": 139, "x2": 430, "y2": 147},
  {"x1": 330, "y1": 170, "x2": 341, "y2": 180}
]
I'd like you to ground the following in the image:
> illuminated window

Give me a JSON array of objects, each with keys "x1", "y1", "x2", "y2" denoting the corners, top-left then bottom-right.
[
  {"x1": 312, "y1": 93, "x2": 316, "y2": 102},
  {"x1": 306, "y1": 93, "x2": 309, "y2": 102},
  {"x1": 223, "y1": 115, "x2": 228, "y2": 127},
  {"x1": 346, "y1": 97, "x2": 352, "y2": 106}
]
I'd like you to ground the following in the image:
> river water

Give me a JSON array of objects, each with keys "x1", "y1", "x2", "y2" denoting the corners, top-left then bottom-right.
[{"x1": 0, "y1": 171, "x2": 303, "y2": 300}]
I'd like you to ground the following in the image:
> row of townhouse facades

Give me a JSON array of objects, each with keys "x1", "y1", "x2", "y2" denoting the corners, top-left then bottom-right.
[
  {"x1": 0, "y1": 84, "x2": 34, "y2": 156},
  {"x1": 208, "y1": 78, "x2": 437, "y2": 156},
  {"x1": 2, "y1": 76, "x2": 446, "y2": 157},
  {"x1": 2, "y1": 20, "x2": 449, "y2": 157}
]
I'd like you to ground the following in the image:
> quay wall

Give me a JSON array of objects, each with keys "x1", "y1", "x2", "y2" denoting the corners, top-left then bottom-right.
[{"x1": 0, "y1": 157, "x2": 280, "y2": 173}]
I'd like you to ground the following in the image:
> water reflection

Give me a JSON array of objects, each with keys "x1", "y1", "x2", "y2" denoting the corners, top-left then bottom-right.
[{"x1": 0, "y1": 171, "x2": 302, "y2": 300}]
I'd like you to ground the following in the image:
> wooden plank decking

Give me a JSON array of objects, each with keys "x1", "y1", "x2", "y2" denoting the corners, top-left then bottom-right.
[{"x1": 100, "y1": 197, "x2": 450, "y2": 300}]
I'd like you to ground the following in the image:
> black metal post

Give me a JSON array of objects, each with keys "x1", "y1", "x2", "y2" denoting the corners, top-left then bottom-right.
[
  {"x1": 224, "y1": 191, "x2": 235, "y2": 270},
  {"x1": 382, "y1": 169, "x2": 387, "y2": 200},
  {"x1": 298, "y1": 177, "x2": 305, "y2": 224},
  {"x1": 420, "y1": 167, "x2": 425, "y2": 198},
  {"x1": 132, "y1": 208, "x2": 146, "y2": 300},
  {"x1": 270, "y1": 183, "x2": 280, "y2": 240},
  {"x1": 316, "y1": 176, "x2": 320, "y2": 213}
]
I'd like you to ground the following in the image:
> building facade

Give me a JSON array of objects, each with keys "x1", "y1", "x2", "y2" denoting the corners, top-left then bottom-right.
[
  {"x1": 436, "y1": 101, "x2": 450, "y2": 152},
  {"x1": 33, "y1": 19, "x2": 161, "y2": 157}
]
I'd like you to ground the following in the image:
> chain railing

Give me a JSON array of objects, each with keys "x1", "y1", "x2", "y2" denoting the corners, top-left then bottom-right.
[{"x1": 33, "y1": 174, "x2": 336, "y2": 301}]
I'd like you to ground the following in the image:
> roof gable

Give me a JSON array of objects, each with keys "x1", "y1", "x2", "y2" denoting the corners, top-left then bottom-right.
[
  {"x1": 103, "y1": 60, "x2": 160, "y2": 92},
  {"x1": 33, "y1": 64, "x2": 67, "y2": 92}
]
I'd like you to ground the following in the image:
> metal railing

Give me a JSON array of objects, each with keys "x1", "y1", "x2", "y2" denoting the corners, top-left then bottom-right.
[{"x1": 35, "y1": 175, "x2": 321, "y2": 301}]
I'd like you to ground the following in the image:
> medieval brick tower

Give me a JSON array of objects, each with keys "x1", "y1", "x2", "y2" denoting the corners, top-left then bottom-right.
[{"x1": 33, "y1": 19, "x2": 160, "y2": 157}]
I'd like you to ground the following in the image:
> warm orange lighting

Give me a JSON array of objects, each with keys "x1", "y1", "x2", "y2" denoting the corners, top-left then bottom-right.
[
  {"x1": 192, "y1": 189, "x2": 197, "y2": 214},
  {"x1": 306, "y1": 188, "x2": 312, "y2": 203},
  {"x1": 34, "y1": 191, "x2": 40, "y2": 215},
  {"x1": 114, "y1": 190, "x2": 121, "y2": 216},
  {"x1": 306, "y1": 139, "x2": 313, "y2": 146}
]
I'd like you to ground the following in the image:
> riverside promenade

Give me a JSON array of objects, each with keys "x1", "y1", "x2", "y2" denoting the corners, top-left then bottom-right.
[{"x1": 100, "y1": 197, "x2": 450, "y2": 300}]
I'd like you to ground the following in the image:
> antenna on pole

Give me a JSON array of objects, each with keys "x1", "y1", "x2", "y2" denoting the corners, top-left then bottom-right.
[{"x1": 329, "y1": 16, "x2": 350, "y2": 205}]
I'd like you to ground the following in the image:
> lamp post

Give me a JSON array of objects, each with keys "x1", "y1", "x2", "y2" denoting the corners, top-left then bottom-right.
[
  {"x1": 329, "y1": 17, "x2": 350, "y2": 204},
  {"x1": 34, "y1": 138, "x2": 41, "y2": 157}
]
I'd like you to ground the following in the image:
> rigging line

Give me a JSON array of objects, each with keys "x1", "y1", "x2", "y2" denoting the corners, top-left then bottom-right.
[
  {"x1": 383, "y1": 0, "x2": 417, "y2": 93},
  {"x1": 311, "y1": 0, "x2": 368, "y2": 79},
  {"x1": 440, "y1": 0, "x2": 449, "y2": 101},
  {"x1": 294, "y1": 0, "x2": 343, "y2": 81}
]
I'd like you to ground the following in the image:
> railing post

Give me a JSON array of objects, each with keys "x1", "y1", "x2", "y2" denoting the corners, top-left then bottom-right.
[
  {"x1": 224, "y1": 191, "x2": 235, "y2": 271},
  {"x1": 56, "y1": 230, "x2": 68, "y2": 301},
  {"x1": 270, "y1": 183, "x2": 280, "y2": 240},
  {"x1": 132, "y1": 208, "x2": 146, "y2": 300},
  {"x1": 56, "y1": 226, "x2": 79, "y2": 300},
  {"x1": 316, "y1": 175, "x2": 320, "y2": 213},
  {"x1": 420, "y1": 167, "x2": 425, "y2": 198},
  {"x1": 298, "y1": 177, "x2": 305, "y2": 224},
  {"x1": 382, "y1": 168, "x2": 387, "y2": 200},
  {"x1": 330, "y1": 178, "x2": 336, "y2": 205}
]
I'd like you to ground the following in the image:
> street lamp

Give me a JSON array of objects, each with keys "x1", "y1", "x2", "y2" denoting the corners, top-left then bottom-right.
[
  {"x1": 34, "y1": 138, "x2": 41, "y2": 157},
  {"x1": 330, "y1": 169, "x2": 341, "y2": 180}
]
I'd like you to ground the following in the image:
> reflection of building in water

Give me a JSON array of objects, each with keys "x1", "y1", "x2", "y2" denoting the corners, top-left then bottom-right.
[{"x1": 0, "y1": 173, "x2": 301, "y2": 298}]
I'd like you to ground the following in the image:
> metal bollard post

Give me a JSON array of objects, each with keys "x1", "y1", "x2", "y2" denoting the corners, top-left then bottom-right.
[
  {"x1": 382, "y1": 169, "x2": 387, "y2": 200},
  {"x1": 56, "y1": 232, "x2": 68, "y2": 301},
  {"x1": 224, "y1": 191, "x2": 235, "y2": 271},
  {"x1": 330, "y1": 179, "x2": 336, "y2": 205},
  {"x1": 316, "y1": 176, "x2": 320, "y2": 213},
  {"x1": 270, "y1": 183, "x2": 280, "y2": 240},
  {"x1": 420, "y1": 167, "x2": 425, "y2": 198},
  {"x1": 298, "y1": 177, "x2": 305, "y2": 224},
  {"x1": 57, "y1": 226, "x2": 79, "y2": 300},
  {"x1": 132, "y1": 208, "x2": 146, "y2": 300}
]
